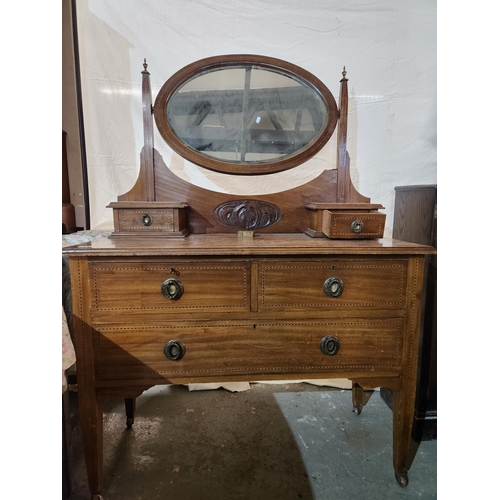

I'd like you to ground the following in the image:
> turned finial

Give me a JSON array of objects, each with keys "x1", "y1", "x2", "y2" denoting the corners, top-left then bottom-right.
[
  {"x1": 142, "y1": 58, "x2": 149, "y2": 74},
  {"x1": 342, "y1": 66, "x2": 346, "y2": 78}
]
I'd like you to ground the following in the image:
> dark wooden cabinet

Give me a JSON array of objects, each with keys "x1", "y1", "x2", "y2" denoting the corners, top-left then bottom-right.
[{"x1": 390, "y1": 185, "x2": 437, "y2": 440}]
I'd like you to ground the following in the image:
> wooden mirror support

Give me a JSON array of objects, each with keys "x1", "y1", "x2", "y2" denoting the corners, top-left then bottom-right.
[{"x1": 108, "y1": 57, "x2": 386, "y2": 238}]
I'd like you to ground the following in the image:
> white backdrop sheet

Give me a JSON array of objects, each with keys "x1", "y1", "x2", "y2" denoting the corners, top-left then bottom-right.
[{"x1": 75, "y1": 0, "x2": 437, "y2": 235}]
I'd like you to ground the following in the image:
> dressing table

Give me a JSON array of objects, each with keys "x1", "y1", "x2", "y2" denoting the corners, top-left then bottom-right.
[{"x1": 63, "y1": 55, "x2": 434, "y2": 499}]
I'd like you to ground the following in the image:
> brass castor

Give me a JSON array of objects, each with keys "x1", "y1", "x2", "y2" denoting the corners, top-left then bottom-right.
[
  {"x1": 352, "y1": 405, "x2": 362, "y2": 415},
  {"x1": 126, "y1": 416, "x2": 134, "y2": 429},
  {"x1": 395, "y1": 470, "x2": 409, "y2": 487}
]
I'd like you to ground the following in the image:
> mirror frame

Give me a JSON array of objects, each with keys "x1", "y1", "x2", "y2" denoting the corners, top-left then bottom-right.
[{"x1": 153, "y1": 54, "x2": 338, "y2": 175}]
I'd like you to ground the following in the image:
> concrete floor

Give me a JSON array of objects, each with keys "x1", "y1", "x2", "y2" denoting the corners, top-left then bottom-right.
[{"x1": 65, "y1": 382, "x2": 437, "y2": 500}]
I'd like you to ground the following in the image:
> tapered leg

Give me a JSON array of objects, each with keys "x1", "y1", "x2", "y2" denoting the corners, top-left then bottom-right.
[
  {"x1": 351, "y1": 381, "x2": 375, "y2": 415},
  {"x1": 391, "y1": 386, "x2": 417, "y2": 487},
  {"x1": 391, "y1": 255, "x2": 426, "y2": 487},
  {"x1": 351, "y1": 377, "x2": 411, "y2": 486},
  {"x1": 352, "y1": 382, "x2": 364, "y2": 415},
  {"x1": 79, "y1": 392, "x2": 104, "y2": 498},
  {"x1": 125, "y1": 398, "x2": 136, "y2": 428}
]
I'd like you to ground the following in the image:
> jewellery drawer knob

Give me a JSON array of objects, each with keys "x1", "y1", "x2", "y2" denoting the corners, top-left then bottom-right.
[
  {"x1": 320, "y1": 336, "x2": 340, "y2": 356},
  {"x1": 142, "y1": 213, "x2": 153, "y2": 226},
  {"x1": 323, "y1": 277, "x2": 344, "y2": 297},
  {"x1": 161, "y1": 278, "x2": 184, "y2": 300},
  {"x1": 164, "y1": 340, "x2": 186, "y2": 361},
  {"x1": 351, "y1": 219, "x2": 364, "y2": 233}
]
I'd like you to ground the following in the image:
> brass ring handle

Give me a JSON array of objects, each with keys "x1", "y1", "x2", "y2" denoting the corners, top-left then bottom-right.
[
  {"x1": 142, "y1": 213, "x2": 153, "y2": 226},
  {"x1": 161, "y1": 278, "x2": 184, "y2": 300},
  {"x1": 351, "y1": 220, "x2": 364, "y2": 233},
  {"x1": 323, "y1": 277, "x2": 344, "y2": 298},
  {"x1": 320, "y1": 335, "x2": 340, "y2": 356},
  {"x1": 164, "y1": 340, "x2": 186, "y2": 361}
]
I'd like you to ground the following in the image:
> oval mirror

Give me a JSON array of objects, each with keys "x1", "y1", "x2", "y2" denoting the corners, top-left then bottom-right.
[{"x1": 154, "y1": 55, "x2": 338, "y2": 175}]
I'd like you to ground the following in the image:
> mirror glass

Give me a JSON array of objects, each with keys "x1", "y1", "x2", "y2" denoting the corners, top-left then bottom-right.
[{"x1": 154, "y1": 56, "x2": 337, "y2": 175}]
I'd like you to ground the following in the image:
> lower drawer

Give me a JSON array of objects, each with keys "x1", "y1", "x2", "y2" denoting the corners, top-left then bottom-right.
[{"x1": 93, "y1": 319, "x2": 404, "y2": 380}]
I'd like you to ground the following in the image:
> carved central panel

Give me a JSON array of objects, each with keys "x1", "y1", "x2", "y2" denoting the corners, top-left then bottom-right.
[{"x1": 213, "y1": 200, "x2": 281, "y2": 230}]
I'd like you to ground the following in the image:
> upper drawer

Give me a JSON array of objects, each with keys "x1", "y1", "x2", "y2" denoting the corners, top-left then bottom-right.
[
  {"x1": 89, "y1": 260, "x2": 250, "y2": 315},
  {"x1": 322, "y1": 211, "x2": 386, "y2": 239},
  {"x1": 259, "y1": 258, "x2": 407, "y2": 310}
]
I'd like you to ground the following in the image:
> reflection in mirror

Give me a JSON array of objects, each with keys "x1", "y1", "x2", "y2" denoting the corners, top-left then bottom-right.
[
  {"x1": 167, "y1": 67, "x2": 327, "y2": 164},
  {"x1": 154, "y1": 55, "x2": 338, "y2": 174}
]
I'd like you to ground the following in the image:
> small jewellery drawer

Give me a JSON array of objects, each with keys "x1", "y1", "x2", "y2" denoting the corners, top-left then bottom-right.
[
  {"x1": 259, "y1": 259, "x2": 407, "y2": 310},
  {"x1": 89, "y1": 261, "x2": 250, "y2": 314},
  {"x1": 107, "y1": 201, "x2": 189, "y2": 237},
  {"x1": 322, "y1": 211, "x2": 386, "y2": 239},
  {"x1": 93, "y1": 319, "x2": 404, "y2": 380},
  {"x1": 117, "y1": 208, "x2": 178, "y2": 232}
]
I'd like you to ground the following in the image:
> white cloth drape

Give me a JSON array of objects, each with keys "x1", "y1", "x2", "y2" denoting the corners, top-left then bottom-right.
[{"x1": 76, "y1": 0, "x2": 437, "y2": 235}]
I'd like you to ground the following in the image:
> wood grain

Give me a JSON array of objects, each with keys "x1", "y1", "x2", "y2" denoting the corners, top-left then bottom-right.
[{"x1": 93, "y1": 319, "x2": 404, "y2": 380}]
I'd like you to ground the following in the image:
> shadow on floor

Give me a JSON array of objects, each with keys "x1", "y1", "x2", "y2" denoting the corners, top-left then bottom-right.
[{"x1": 66, "y1": 383, "x2": 437, "y2": 500}]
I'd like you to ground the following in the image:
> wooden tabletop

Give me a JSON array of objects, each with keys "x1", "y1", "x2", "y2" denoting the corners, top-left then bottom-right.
[{"x1": 62, "y1": 233, "x2": 435, "y2": 257}]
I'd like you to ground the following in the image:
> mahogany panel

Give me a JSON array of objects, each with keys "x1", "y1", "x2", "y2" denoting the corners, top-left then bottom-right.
[{"x1": 152, "y1": 149, "x2": 370, "y2": 234}]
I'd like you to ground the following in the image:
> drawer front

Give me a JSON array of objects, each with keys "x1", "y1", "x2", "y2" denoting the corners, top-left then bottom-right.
[
  {"x1": 117, "y1": 208, "x2": 176, "y2": 232},
  {"x1": 93, "y1": 319, "x2": 403, "y2": 380},
  {"x1": 89, "y1": 261, "x2": 250, "y2": 314},
  {"x1": 322, "y1": 211, "x2": 386, "y2": 239},
  {"x1": 259, "y1": 259, "x2": 407, "y2": 311}
]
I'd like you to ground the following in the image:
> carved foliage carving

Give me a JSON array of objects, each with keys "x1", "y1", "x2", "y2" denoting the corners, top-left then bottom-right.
[{"x1": 213, "y1": 200, "x2": 281, "y2": 230}]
